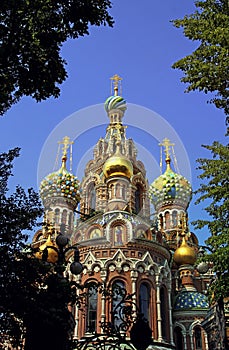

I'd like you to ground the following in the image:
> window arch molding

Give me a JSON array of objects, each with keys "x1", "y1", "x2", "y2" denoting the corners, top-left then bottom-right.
[
  {"x1": 189, "y1": 320, "x2": 207, "y2": 350},
  {"x1": 174, "y1": 324, "x2": 185, "y2": 350}
]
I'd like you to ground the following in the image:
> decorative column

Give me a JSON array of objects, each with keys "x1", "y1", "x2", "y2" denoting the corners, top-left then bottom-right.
[
  {"x1": 182, "y1": 330, "x2": 187, "y2": 350},
  {"x1": 167, "y1": 285, "x2": 175, "y2": 345},
  {"x1": 156, "y1": 274, "x2": 162, "y2": 342},
  {"x1": 131, "y1": 270, "x2": 138, "y2": 316},
  {"x1": 100, "y1": 269, "x2": 108, "y2": 329},
  {"x1": 73, "y1": 274, "x2": 82, "y2": 339}
]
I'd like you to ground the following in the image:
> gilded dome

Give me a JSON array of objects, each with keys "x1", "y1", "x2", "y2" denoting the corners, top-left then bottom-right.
[
  {"x1": 103, "y1": 153, "x2": 133, "y2": 179},
  {"x1": 40, "y1": 156, "x2": 80, "y2": 206},
  {"x1": 173, "y1": 237, "x2": 197, "y2": 266},
  {"x1": 35, "y1": 235, "x2": 58, "y2": 263},
  {"x1": 149, "y1": 159, "x2": 192, "y2": 211},
  {"x1": 104, "y1": 95, "x2": 127, "y2": 113}
]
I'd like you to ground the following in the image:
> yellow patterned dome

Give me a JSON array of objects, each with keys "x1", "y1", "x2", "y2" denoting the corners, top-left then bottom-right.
[
  {"x1": 35, "y1": 235, "x2": 58, "y2": 263},
  {"x1": 149, "y1": 158, "x2": 192, "y2": 211},
  {"x1": 173, "y1": 237, "x2": 197, "y2": 266},
  {"x1": 103, "y1": 153, "x2": 133, "y2": 179},
  {"x1": 40, "y1": 155, "x2": 80, "y2": 206}
]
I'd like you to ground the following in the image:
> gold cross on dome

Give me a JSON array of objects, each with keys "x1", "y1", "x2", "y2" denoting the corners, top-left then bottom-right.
[
  {"x1": 58, "y1": 136, "x2": 74, "y2": 157},
  {"x1": 110, "y1": 74, "x2": 122, "y2": 96},
  {"x1": 159, "y1": 138, "x2": 174, "y2": 159}
]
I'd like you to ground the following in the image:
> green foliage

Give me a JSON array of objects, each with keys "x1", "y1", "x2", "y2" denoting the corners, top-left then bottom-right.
[
  {"x1": 0, "y1": 0, "x2": 113, "y2": 115},
  {"x1": 193, "y1": 141, "x2": 229, "y2": 301},
  {"x1": 0, "y1": 149, "x2": 76, "y2": 349},
  {"x1": 172, "y1": 0, "x2": 229, "y2": 124},
  {"x1": 0, "y1": 148, "x2": 43, "y2": 346}
]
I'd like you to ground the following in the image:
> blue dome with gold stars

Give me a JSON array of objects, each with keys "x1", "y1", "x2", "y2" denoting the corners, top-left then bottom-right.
[{"x1": 174, "y1": 291, "x2": 209, "y2": 310}]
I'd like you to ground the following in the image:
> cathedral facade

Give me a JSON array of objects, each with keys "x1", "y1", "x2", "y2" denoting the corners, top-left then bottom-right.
[{"x1": 33, "y1": 76, "x2": 212, "y2": 350}]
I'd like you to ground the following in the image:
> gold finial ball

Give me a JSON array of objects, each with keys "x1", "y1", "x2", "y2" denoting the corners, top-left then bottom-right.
[
  {"x1": 35, "y1": 235, "x2": 58, "y2": 263},
  {"x1": 103, "y1": 154, "x2": 133, "y2": 179},
  {"x1": 173, "y1": 237, "x2": 197, "y2": 266}
]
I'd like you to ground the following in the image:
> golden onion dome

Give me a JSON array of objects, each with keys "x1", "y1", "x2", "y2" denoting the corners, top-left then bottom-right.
[
  {"x1": 35, "y1": 235, "x2": 58, "y2": 263},
  {"x1": 173, "y1": 236, "x2": 197, "y2": 266},
  {"x1": 103, "y1": 141, "x2": 133, "y2": 179}
]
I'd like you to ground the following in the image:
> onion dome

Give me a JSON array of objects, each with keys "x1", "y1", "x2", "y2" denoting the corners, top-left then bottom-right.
[
  {"x1": 103, "y1": 141, "x2": 133, "y2": 179},
  {"x1": 173, "y1": 236, "x2": 197, "y2": 266},
  {"x1": 105, "y1": 74, "x2": 127, "y2": 115},
  {"x1": 149, "y1": 157, "x2": 192, "y2": 211},
  {"x1": 174, "y1": 290, "x2": 209, "y2": 310},
  {"x1": 35, "y1": 235, "x2": 58, "y2": 263},
  {"x1": 40, "y1": 155, "x2": 80, "y2": 206},
  {"x1": 104, "y1": 95, "x2": 127, "y2": 114}
]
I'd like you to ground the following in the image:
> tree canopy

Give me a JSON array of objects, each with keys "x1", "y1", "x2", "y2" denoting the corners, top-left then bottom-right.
[
  {"x1": 193, "y1": 142, "x2": 229, "y2": 301},
  {"x1": 0, "y1": 0, "x2": 113, "y2": 115},
  {"x1": 172, "y1": 0, "x2": 229, "y2": 125},
  {"x1": 0, "y1": 149, "x2": 76, "y2": 349}
]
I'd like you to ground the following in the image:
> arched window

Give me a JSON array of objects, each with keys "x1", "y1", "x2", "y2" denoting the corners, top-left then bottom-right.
[
  {"x1": 160, "y1": 286, "x2": 168, "y2": 340},
  {"x1": 194, "y1": 326, "x2": 202, "y2": 350},
  {"x1": 159, "y1": 214, "x2": 163, "y2": 230},
  {"x1": 86, "y1": 283, "x2": 98, "y2": 333},
  {"x1": 112, "y1": 280, "x2": 126, "y2": 330},
  {"x1": 174, "y1": 326, "x2": 184, "y2": 350},
  {"x1": 54, "y1": 208, "x2": 60, "y2": 225},
  {"x1": 172, "y1": 211, "x2": 178, "y2": 227},
  {"x1": 165, "y1": 211, "x2": 170, "y2": 229},
  {"x1": 62, "y1": 209, "x2": 67, "y2": 225},
  {"x1": 135, "y1": 185, "x2": 143, "y2": 214},
  {"x1": 116, "y1": 183, "x2": 121, "y2": 199},
  {"x1": 139, "y1": 283, "x2": 150, "y2": 321}
]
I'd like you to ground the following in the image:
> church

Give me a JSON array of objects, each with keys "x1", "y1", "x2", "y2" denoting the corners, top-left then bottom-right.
[{"x1": 32, "y1": 75, "x2": 213, "y2": 350}]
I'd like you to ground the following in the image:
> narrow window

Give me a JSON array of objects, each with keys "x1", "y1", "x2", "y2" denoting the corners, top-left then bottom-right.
[
  {"x1": 112, "y1": 280, "x2": 125, "y2": 330},
  {"x1": 54, "y1": 208, "x2": 60, "y2": 225},
  {"x1": 174, "y1": 326, "x2": 184, "y2": 350},
  {"x1": 172, "y1": 211, "x2": 178, "y2": 227},
  {"x1": 194, "y1": 327, "x2": 202, "y2": 349},
  {"x1": 159, "y1": 214, "x2": 163, "y2": 229},
  {"x1": 86, "y1": 283, "x2": 98, "y2": 332},
  {"x1": 135, "y1": 185, "x2": 143, "y2": 214},
  {"x1": 165, "y1": 211, "x2": 170, "y2": 229},
  {"x1": 139, "y1": 283, "x2": 150, "y2": 321},
  {"x1": 62, "y1": 209, "x2": 67, "y2": 225}
]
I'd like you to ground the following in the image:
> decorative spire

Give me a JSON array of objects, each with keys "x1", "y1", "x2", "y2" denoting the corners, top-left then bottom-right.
[
  {"x1": 58, "y1": 136, "x2": 74, "y2": 170},
  {"x1": 110, "y1": 74, "x2": 122, "y2": 96},
  {"x1": 159, "y1": 137, "x2": 174, "y2": 162},
  {"x1": 58, "y1": 136, "x2": 74, "y2": 157},
  {"x1": 159, "y1": 138, "x2": 180, "y2": 173}
]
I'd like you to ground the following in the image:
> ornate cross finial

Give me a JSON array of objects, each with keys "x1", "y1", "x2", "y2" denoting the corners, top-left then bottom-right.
[
  {"x1": 58, "y1": 136, "x2": 74, "y2": 157},
  {"x1": 110, "y1": 74, "x2": 122, "y2": 96},
  {"x1": 159, "y1": 138, "x2": 174, "y2": 160}
]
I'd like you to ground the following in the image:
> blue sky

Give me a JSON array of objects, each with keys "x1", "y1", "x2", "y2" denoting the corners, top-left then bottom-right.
[{"x1": 0, "y1": 0, "x2": 226, "y2": 244}]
